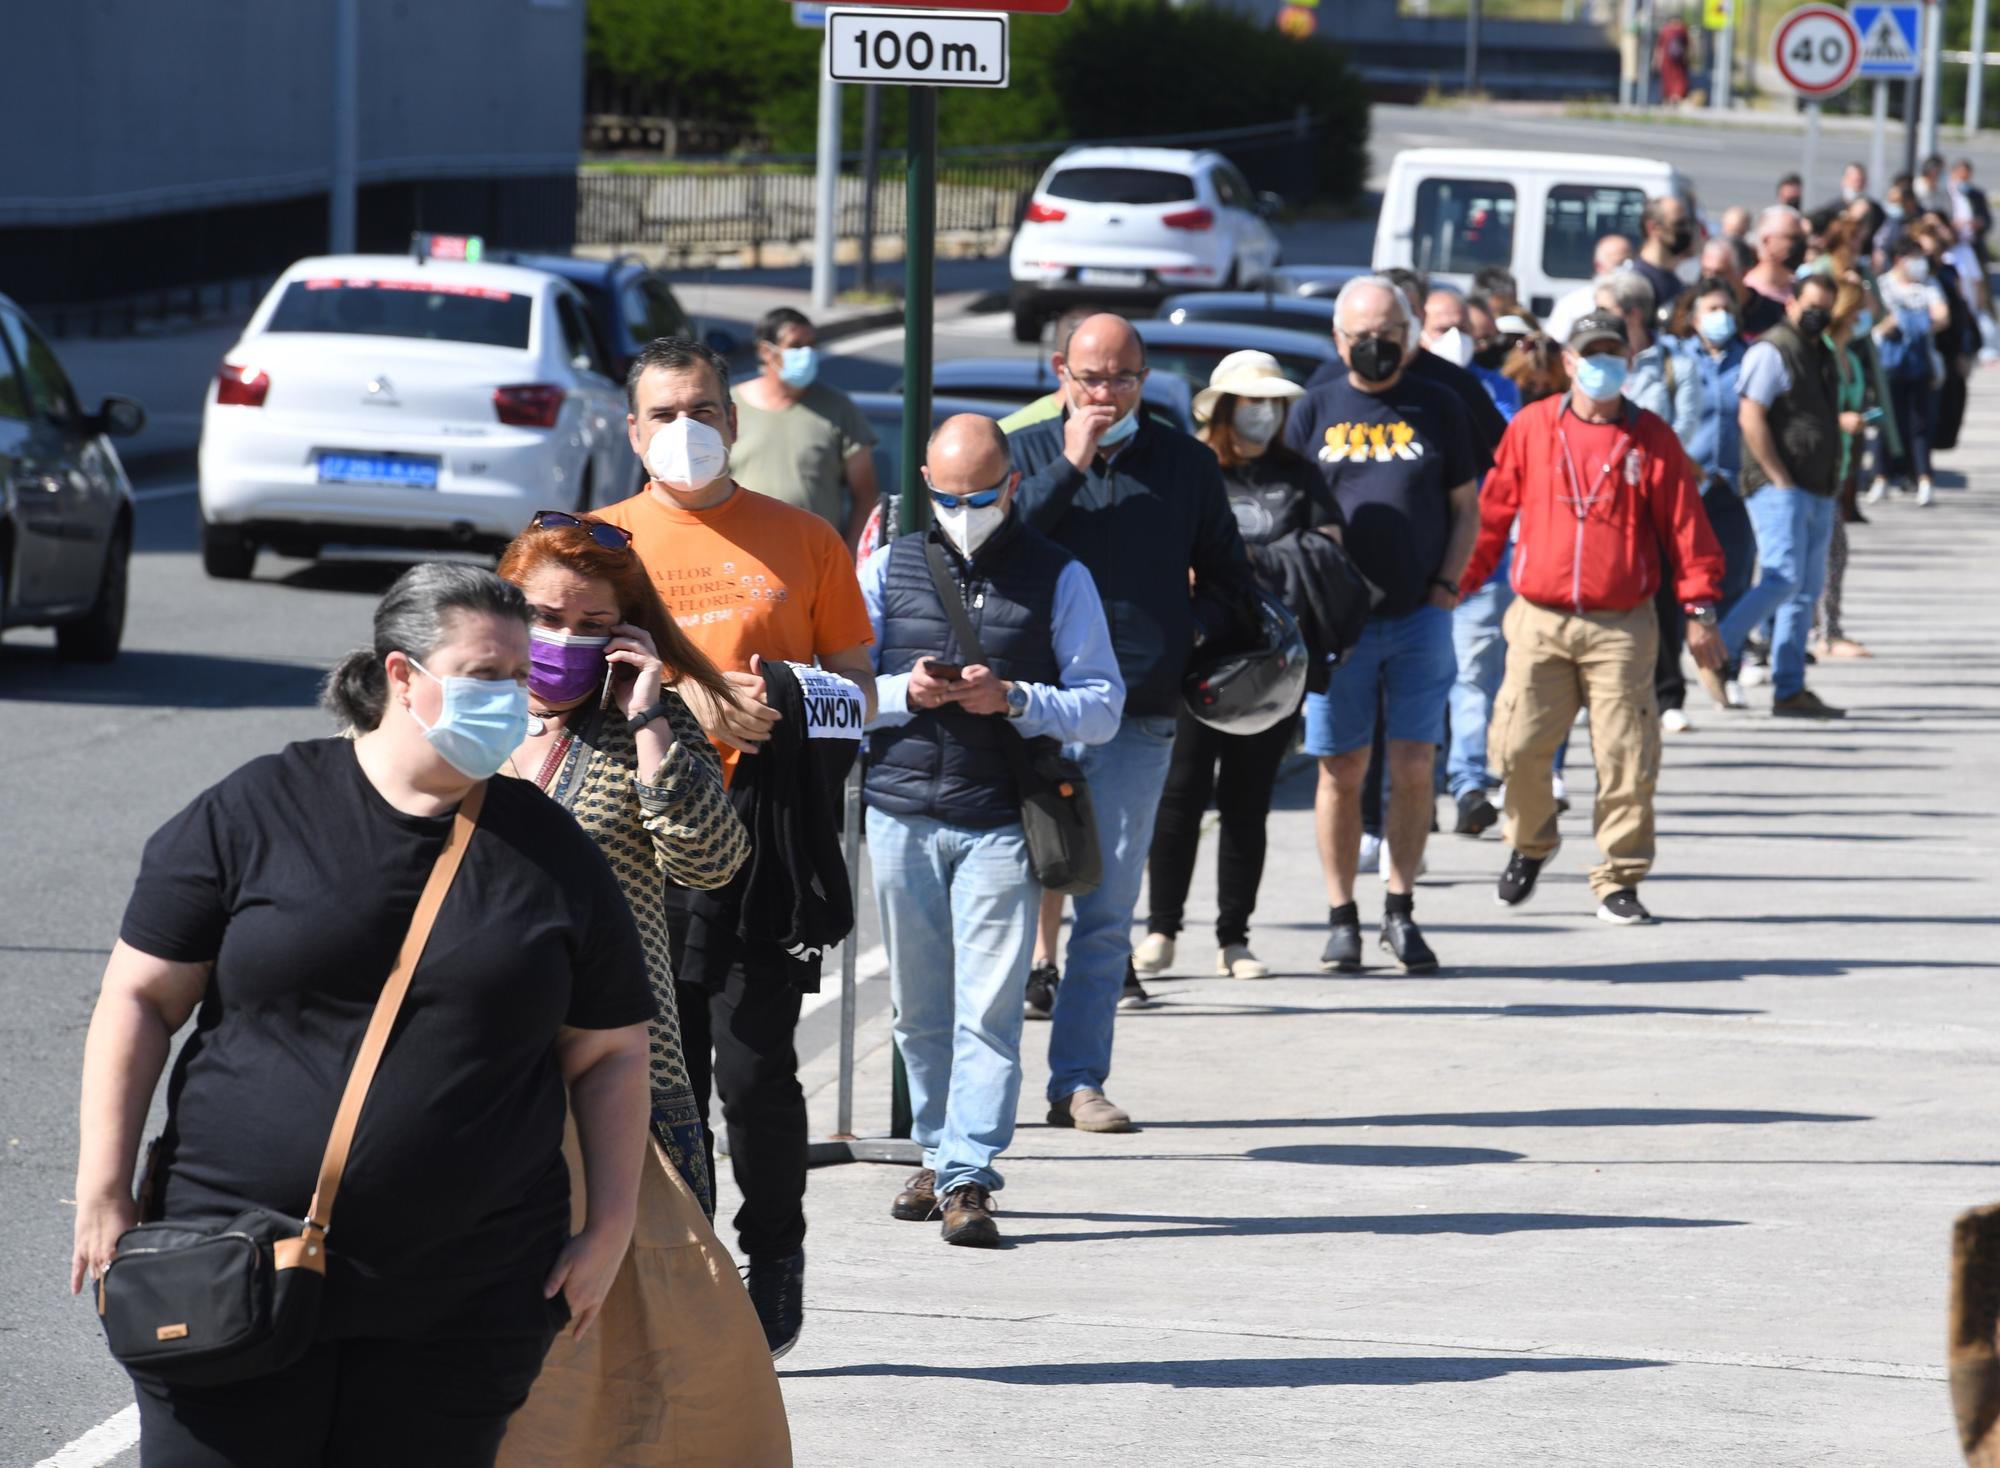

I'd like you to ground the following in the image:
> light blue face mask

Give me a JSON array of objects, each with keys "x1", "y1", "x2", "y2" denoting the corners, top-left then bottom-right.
[
  {"x1": 1698, "y1": 309, "x2": 1737, "y2": 345},
  {"x1": 1853, "y1": 308, "x2": 1874, "y2": 336},
  {"x1": 408, "y1": 657, "x2": 529, "y2": 779},
  {"x1": 1572, "y1": 354, "x2": 1630, "y2": 402},
  {"x1": 1097, "y1": 407, "x2": 1140, "y2": 449},
  {"x1": 778, "y1": 345, "x2": 819, "y2": 388}
]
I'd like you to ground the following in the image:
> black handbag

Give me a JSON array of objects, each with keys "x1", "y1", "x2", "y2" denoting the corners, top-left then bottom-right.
[
  {"x1": 922, "y1": 538, "x2": 1103, "y2": 896},
  {"x1": 96, "y1": 783, "x2": 485, "y2": 1385}
]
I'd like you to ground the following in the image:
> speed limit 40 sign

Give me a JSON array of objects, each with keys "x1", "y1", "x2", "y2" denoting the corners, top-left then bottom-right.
[{"x1": 1772, "y1": 3, "x2": 1862, "y2": 97}]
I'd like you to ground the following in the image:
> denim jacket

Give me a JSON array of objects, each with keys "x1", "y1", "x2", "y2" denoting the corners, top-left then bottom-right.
[
  {"x1": 1623, "y1": 340, "x2": 1702, "y2": 447},
  {"x1": 1676, "y1": 335, "x2": 1746, "y2": 489}
]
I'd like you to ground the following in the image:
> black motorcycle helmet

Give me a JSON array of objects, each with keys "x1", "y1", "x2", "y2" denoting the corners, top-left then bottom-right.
[{"x1": 1182, "y1": 588, "x2": 1309, "y2": 736}]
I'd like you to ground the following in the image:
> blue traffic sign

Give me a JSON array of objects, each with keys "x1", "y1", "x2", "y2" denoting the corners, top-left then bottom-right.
[
  {"x1": 794, "y1": 2, "x2": 829, "y2": 27},
  {"x1": 1852, "y1": 3, "x2": 1920, "y2": 78}
]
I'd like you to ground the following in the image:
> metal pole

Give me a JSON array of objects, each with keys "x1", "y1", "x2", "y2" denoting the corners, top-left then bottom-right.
[
  {"x1": 1802, "y1": 101, "x2": 1821, "y2": 201},
  {"x1": 812, "y1": 42, "x2": 841, "y2": 312},
  {"x1": 1871, "y1": 78, "x2": 1890, "y2": 189},
  {"x1": 836, "y1": 768, "x2": 860, "y2": 1137},
  {"x1": 1620, "y1": 0, "x2": 1637, "y2": 104},
  {"x1": 899, "y1": 87, "x2": 937, "y2": 535},
  {"x1": 1717, "y1": 1, "x2": 1735, "y2": 109},
  {"x1": 859, "y1": 86, "x2": 882, "y2": 295},
  {"x1": 1921, "y1": 0, "x2": 1944, "y2": 161},
  {"x1": 1907, "y1": 75, "x2": 1922, "y2": 176},
  {"x1": 1465, "y1": 0, "x2": 1482, "y2": 92},
  {"x1": 329, "y1": 0, "x2": 359, "y2": 253},
  {"x1": 1971, "y1": 0, "x2": 1991, "y2": 131}
]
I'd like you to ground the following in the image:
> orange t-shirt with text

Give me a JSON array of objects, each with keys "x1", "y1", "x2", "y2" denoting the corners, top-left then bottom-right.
[{"x1": 597, "y1": 485, "x2": 873, "y2": 781}]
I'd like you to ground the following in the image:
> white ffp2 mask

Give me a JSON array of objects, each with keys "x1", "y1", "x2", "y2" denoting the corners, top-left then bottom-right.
[
  {"x1": 934, "y1": 500, "x2": 1007, "y2": 557},
  {"x1": 646, "y1": 418, "x2": 730, "y2": 491}
]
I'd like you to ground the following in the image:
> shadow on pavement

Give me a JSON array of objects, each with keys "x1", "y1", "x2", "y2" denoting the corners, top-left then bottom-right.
[
  {"x1": 995, "y1": 1210, "x2": 1743, "y2": 1244},
  {"x1": 1246, "y1": 1144, "x2": 1524, "y2": 1166},
  {"x1": 782, "y1": 1353, "x2": 1665, "y2": 1388},
  {"x1": 1455, "y1": 957, "x2": 1989, "y2": 983},
  {"x1": 1124, "y1": 1000, "x2": 1766, "y2": 1019},
  {"x1": 1145, "y1": 1107, "x2": 1865, "y2": 1129},
  {"x1": 2, "y1": 648, "x2": 325, "y2": 707}
]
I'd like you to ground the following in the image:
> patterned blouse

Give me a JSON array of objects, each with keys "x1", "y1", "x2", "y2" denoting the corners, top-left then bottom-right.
[{"x1": 526, "y1": 691, "x2": 749, "y2": 1217}]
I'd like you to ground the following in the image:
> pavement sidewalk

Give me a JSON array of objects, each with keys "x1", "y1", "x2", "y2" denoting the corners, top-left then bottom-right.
[{"x1": 752, "y1": 377, "x2": 2000, "y2": 1464}]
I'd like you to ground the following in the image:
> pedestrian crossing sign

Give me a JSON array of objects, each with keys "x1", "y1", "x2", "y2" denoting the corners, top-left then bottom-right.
[{"x1": 1851, "y1": 3, "x2": 1920, "y2": 78}]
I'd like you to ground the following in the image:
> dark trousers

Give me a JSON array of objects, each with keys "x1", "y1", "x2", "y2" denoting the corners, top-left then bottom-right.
[
  {"x1": 666, "y1": 909, "x2": 808, "y2": 1262},
  {"x1": 1883, "y1": 377, "x2": 1936, "y2": 481},
  {"x1": 134, "y1": 1328, "x2": 555, "y2": 1467},
  {"x1": 1145, "y1": 708, "x2": 1299, "y2": 947}
]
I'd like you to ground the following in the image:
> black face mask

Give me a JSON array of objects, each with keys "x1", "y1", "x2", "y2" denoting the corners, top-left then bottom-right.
[
  {"x1": 1667, "y1": 223, "x2": 1695, "y2": 254},
  {"x1": 1782, "y1": 240, "x2": 1809, "y2": 271},
  {"x1": 1348, "y1": 335, "x2": 1403, "y2": 384},
  {"x1": 1796, "y1": 306, "x2": 1832, "y2": 338},
  {"x1": 1473, "y1": 340, "x2": 1510, "y2": 370}
]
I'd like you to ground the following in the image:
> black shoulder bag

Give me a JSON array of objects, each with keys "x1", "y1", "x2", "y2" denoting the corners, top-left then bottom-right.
[
  {"x1": 96, "y1": 783, "x2": 485, "y2": 1386},
  {"x1": 922, "y1": 538, "x2": 1102, "y2": 896}
]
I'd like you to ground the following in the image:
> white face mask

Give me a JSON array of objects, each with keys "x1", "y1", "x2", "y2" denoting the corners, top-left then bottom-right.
[
  {"x1": 933, "y1": 499, "x2": 1007, "y2": 557},
  {"x1": 1905, "y1": 256, "x2": 1932, "y2": 283},
  {"x1": 1428, "y1": 327, "x2": 1475, "y2": 368},
  {"x1": 646, "y1": 417, "x2": 730, "y2": 491},
  {"x1": 1231, "y1": 398, "x2": 1285, "y2": 446}
]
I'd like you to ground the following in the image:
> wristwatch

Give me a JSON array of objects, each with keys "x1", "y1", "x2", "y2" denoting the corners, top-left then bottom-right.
[
  {"x1": 1004, "y1": 684, "x2": 1029, "y2": 720},
  {"x1": 1683, "y1": 603, "x2": 1718, "y2": 628},
  {"x1": 625, "y1": 698, "x2": 675, "y2": 734},
  {"x1": 1432, "y1": 577, "x2": 1461, "y2": 597}
]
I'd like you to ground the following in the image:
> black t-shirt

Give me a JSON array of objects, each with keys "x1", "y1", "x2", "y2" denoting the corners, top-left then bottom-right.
[
  {"x1": 1307, "y1": 351, "x2": 1503, "y2": 474},
  {"x1": 1631, "y1": 257, "x2": 1685, "y2": 313},
  {"x1": 121, "y1": 738, "x2": 653, "y2": 1338},
  {"x1": 1222, "y1": 445, "x2": 1344, "y2": 554},
  {"x1": 1283, "y1": 371, "x2": 1477, "y2": 618}
]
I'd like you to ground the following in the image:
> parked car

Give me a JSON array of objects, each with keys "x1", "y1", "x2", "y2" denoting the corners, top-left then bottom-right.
[
  {"x1": 488, "y1": 250, "x2": 706, "y2": 379},
  {"x1": 1373, "y1": 148, "x2": 1692, "y2": 319},
  {"x1": 1158, "y1": 291, "x2": 1334, "y2": 337},
  {"x1": 1269, "y1": 264, "x2": 1372, "y2": 299},
  {"x1": 922, "y1": 359, "x2": 1196, "y2": 434},
  {"x1": 851, "y1": 392, "x2": 1019, "y2": 502},
  {"x1": 1132, "y1": 319, "x2": 1339, "y2": 394},
  {"x1": 198, "y1": 243, "x2": 638, "y2": 580},
  {"x1": 1008, "y1": 146, "x2": 1283, "y2": 344},
  {"x1": 0, "y1": 293, "x2": 143, "y2": 660}
]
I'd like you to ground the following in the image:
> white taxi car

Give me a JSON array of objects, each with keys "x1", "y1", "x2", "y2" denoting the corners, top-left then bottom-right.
[{"x1": 197, "y1": 241, "x2": 637, "y2": 579}]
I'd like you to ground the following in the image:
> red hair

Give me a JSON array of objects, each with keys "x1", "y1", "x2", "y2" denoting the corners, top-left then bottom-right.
[{"x1": 496, "y1": 515, "x2": 734, "y2": 706}]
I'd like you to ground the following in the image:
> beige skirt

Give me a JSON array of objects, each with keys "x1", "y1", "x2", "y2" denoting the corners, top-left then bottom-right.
[{"x1": 498, "y1": 1126, "x2": 793, "y2": 1468}]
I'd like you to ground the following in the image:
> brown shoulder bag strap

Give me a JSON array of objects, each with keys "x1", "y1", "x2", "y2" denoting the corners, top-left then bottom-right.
[{"x1": 297, "y1": 780, "x2": 487, "y2": 1259}]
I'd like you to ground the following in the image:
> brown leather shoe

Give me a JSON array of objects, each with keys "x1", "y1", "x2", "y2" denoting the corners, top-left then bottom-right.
[
  {"x1": 939, "y1": 1184, "x2": 1001, "y2": 1248},
  {"x1": 1047, "y1": 1088, "x2": 1134, "y2": 1133},
  {"x1": 890, "y1": 1167, "x2": 936, "y2": 1221}
]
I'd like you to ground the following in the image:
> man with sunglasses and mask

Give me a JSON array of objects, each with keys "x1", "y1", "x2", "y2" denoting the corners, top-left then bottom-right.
[{"x1": 859, "y1": 415, "x2": 1122, "y2": 1246}]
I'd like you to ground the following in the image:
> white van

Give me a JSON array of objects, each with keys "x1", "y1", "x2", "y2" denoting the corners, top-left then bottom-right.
[{"x1": 1372, "y1": 148, "x2": 1695, "y2": 320}]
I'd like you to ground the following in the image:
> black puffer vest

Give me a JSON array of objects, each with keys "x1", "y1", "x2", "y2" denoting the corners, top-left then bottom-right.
[{"x1": 864, "y1": 517, "x2": 1070, "y2": 828}]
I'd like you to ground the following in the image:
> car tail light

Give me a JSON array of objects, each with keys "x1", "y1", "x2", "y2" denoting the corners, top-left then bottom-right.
[
  {"x1": 1161, "y1": 207, "x2": 1215, "y2": 231},
  {"x1": 494, "y1": 383, "x2": 565, "y2": 429},
  {"x1": 1024, "y1": 201, "x2": 1067, "y2": 224},
  {"x1": 214, "y1": 362, "x2": 270, "y2": 407}
]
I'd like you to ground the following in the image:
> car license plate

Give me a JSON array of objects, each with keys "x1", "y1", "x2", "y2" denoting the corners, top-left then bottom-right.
[
  {"x1": 317, "y1": 452, "x2": 440, "y2": 488},
  {"x1": 1077, "y1": 268, "x2": 1146, "y2": 289}
]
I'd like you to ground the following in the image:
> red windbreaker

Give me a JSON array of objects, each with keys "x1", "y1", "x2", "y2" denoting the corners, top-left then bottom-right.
[{"x1": 1461, "y1": 395, "x2": 1723, "y2": 611}]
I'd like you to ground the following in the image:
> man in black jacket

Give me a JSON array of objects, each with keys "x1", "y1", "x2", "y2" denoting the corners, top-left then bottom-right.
[{"x1": 1008, "y1": 313, "x2": 1256, "y2": 1132}]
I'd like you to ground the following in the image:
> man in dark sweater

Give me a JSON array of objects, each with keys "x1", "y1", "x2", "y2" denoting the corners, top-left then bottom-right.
[{"x1": 1008, "y1": 313, "x2": 1256, "y2": 1132}]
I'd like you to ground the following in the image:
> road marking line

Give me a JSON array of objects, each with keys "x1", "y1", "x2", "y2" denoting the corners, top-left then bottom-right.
[
  {"x1": 34, "y1": 1405, "x2": 138, "y2": 1468},
  {"x1": 131, "y1": 484, "x2": 197, "y2": 501}
]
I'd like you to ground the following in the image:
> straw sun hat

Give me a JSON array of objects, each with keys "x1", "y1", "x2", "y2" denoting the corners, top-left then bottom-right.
[{"x1": 1192, "y1": 349, "x2": 1306, "y2": 424}]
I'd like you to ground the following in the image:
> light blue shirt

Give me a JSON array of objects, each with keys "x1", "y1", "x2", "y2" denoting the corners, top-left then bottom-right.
[
  {"x1": 1623, "y1": 340, "x2": 1701, "y2": 445},
  {"x1": 860, "y1": 537, "x2": 1126, "y2": 747}
]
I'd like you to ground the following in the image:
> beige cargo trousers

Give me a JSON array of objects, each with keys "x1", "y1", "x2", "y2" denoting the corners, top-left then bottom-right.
[{"x1": 1488, "y1": 597, "x2": 1663, "y2": 898}]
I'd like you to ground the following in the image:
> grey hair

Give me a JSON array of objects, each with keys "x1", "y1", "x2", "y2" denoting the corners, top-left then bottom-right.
[
  {"x1": 321, "y1": 562, "x2": 528, "y2": 732},
  {"x1": 625, "y1": 336, "x2": 732, "y2": 411},
  {"x1": 1593, "y1": 270, "x2": 1656, "y2": 316},
  {"x1": 1756, "y1": 204, "x2": 1805, "y2": 237},
  {"x1": 1333, "y1": 274, "x2": 1416, "y2": 339}
]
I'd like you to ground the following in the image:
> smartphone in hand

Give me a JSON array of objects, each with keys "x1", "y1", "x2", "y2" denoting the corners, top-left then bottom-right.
[{"x1": 921, "y1": 659, "x2": 964, "y2": 681}]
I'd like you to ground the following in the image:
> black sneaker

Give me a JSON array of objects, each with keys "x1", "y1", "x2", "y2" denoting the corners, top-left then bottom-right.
[
  {"x1": 1023, "y1": 963, "x2": 1059, "y2": 1020},
  {"x1": 1596, "y1": 888, "x2": 1654, "y2": 926},
  {"x1": 1496, "y1": 846, "x2": 1556, "y2": 908},
  {"x1": 1379, "y1": 912, "x2": 1439, "y2": 973},
  {"x1": 1454, "y1": 788, "x2": 1499, "y2": 837},
  {"x1": 745, "y1": 1248, "x2": 804, "y2": 1359},
  {"x1": 1320, "y1": 922, "x2": 1363, "y2": 972},
  {"x1": 1118, "y1": 962, "x2": 1153, "y2": 1011},
  {"x1": 1773, "y1": 689, "x2": 1845, "y2": 720}
]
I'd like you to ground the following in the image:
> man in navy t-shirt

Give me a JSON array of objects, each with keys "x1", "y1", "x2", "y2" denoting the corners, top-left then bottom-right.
[{"x1": 1282, "y1": 276, "x2": 1482, "y2": 975}]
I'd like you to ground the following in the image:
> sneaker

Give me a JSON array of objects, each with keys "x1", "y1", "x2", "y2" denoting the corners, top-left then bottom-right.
[
  {"x1": 1357, "y1": 831, "x2": 1383, "y2": 874},
  {"x1": 890, "y1": 1167, "x2": 937, "y2": 1222},
  {"x1": 1216, "y1": 943, "x2": 1270, "y2": 979},
  {"x1": 1379, "y1": 911, "x2": 1439, "y2": 973},
  {"x1": 1023, "y1": 963, "x2": 1058, "y2": 1020},
  {"x1": 1864, "y1": 476, "x2": 1889, "y2": 504},
  {"x1": 1552, "y1": 771, "x2": 1571, "y2": 814},
  {"x1": 1118, "y1": 964, "x2": 1153, "y2": 1011},
  {"x1": 1454, "y1": 788, "x2": 1499, "y2": 837},
  {"x1": 745, "y1": 1249, "x2": 805, "y2": 1360},
  {"x1": 1723, "y1": 678, "x2": 1747, "y2": 709},
  {"x1": 1917, "y1": 477, "x2": 1936, "y2": 507},
  {"x1": 1132, "y1": 932, "x2": 1175, "y2": 976},
  {"x1": 1320, "y1": 921, "x2": 1363, "y2": 973},
  {"x1": 938, "y1": 1184, "x2": 1001, "y2": 1248},
  {"x1": 1660, "y1": 707, "x2": 1693, "y2": 734},
  {"x1": 1695, "y1": 665, "x2": 1731, "y2": 711},
  {"x1": 1047, "y1": 1088, "x2": 1133, "y2": 1133},
  {"x1": 1773, "y1": 689, "x2": 1845, "y2": 719},
  {"x1": 1596, "y1": 888, "x2": 1654, "y2": 925},
  {"x1": 1496, "y1": 845, "x2": 1556, "y2": 907},
  {"x1": 1379, "y1": 838, "x2": 1428, "y2": 883},
  {"x1": 1739, "y1": 663, "x2": 1770, "y2": 689}
]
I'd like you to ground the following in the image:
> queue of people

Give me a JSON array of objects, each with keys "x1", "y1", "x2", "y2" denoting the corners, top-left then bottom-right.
[{"x1": 68, "y1": 163, "x2": 1984, "y2": 1459}]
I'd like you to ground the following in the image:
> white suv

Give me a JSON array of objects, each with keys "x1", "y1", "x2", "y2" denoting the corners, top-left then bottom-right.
[{"x1": 1007, "y1": 146, "x2": 1282, "y2": 343}]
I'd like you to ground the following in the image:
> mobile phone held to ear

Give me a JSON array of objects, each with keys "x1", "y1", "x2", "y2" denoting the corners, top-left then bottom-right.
[{"x1": 921, "y1": 659, "x2": 964, "y2": 681}]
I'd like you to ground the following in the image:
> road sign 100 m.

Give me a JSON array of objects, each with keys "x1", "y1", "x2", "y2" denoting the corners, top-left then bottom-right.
[{"x1": 826, "y1": 9, "x2": 1010, "y2": 88}]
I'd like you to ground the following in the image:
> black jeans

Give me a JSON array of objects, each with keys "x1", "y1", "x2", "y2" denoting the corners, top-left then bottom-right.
[
  {"x1": 666, "y1": 908, "x2": 808, "y2": 1263},
  {"x1": 133, "y1": 1325, "x2": 557, "y2": 1466},
  {"x1": 1653, "y1": 577, "x2": 1688, "y2": 711},
  {"x1": 1146, "y1": 708, "x2": 1298, "y2": 947}
]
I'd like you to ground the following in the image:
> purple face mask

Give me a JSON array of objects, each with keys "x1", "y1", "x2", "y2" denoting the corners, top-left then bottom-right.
[{"x1": 528, "y1": 626, "x2": 610, "y2": 705}]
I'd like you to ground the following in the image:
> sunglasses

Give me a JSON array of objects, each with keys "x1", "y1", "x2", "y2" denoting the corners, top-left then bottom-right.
[
  {"x1": 925, "y1": 473, "x2": 1009, "y2": 511},
  {"x1": 530, "y1": 510, "x2": 633, "y2": 550}
]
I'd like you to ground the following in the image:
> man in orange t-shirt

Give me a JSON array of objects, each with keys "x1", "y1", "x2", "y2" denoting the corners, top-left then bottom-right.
[{"x1": 598, "y1": 336, "x2": 874, "y2": 1359}]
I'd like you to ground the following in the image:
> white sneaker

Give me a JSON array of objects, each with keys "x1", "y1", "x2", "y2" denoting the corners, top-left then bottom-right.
[
  {"x1": 1917, "y1": 478, "x2": 1936, "y2": 507},
  {"x1": 1864, "y1": 477, "x2": 1889, "y2": 504},
  {"x1": 1660, "y1": 708, "x2": 1693, "y2": 734},
  {"x1": 1379, "y1": 838, "x2": 1428, "y2": 882},
  {"x1": 1357, "y1": 832, "x2": 1383, "y2": 875},
  {"x1": 1132, "y1": 932, "x2": 1175, "y2": 976},
  {"x1": 1552, "y1": 771, "x2": 1570, "y2": 813},
  {"x1": 1572, "y1": 706, "x2": 1591, "y2": 728},
  {"x1": 1216, "y1": 944, "x2": 1270, "y2": 980},
  {"x1": 1723, "y1": 678, "x2": 1747, "y2": 709},
  {"x1": 1740, "y1": 664, "x2": 1770, "y2": 688}
]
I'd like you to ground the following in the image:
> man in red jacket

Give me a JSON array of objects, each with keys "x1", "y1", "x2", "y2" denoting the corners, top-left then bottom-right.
[{"x1": 1460, "y1": 311, "x2": 1726, "y2": 926}]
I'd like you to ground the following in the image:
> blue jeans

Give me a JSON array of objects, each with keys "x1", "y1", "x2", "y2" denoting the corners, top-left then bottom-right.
[
  {"x1": 1720, "y1": 487, "x2": 1837, "y2": 700},
  {"x1": 1047, "y1": 714, "x2": 1179, "y2": 1102},
  {"x1": 867, "y1": 808, "x2": 1036, "y2": 1196},
  {"x1": 1448, "y1": 543, "x2": 1513, "y2": 798}
]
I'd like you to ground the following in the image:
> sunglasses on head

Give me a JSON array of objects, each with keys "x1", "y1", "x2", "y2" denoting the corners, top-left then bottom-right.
[{"x1": 530, "y1": 510, "x2": 633, "y2": 550}]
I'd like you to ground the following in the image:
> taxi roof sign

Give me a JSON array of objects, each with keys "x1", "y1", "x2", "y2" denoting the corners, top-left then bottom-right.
[{"x1": 411, "y1": 233, "x2": 485, "y2": 264}]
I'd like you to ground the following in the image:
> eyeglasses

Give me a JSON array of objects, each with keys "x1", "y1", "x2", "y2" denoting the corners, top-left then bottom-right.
[
  {"x1": 1066, "y1": 370, "x2": 1146, "y2": 392},
  {"x1": 530, "y1": 510, "x2": 633, "y2": 550},
  {"x1": 927, "y1": 477, "x2": 1008, "y2": 511}
]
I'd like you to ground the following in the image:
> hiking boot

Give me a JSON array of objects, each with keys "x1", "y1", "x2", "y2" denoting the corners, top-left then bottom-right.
[
  {"x1": 1596, "y1": 888, "x2": 1655, "y2": 926},
  {"x1": 1496, "y1": 846, "x2": 1556, "y2": 908},
  {"x1": 1454, "y1": 788, "x2": 1499, "y2": 837},
  {"x1": 1023, "y1": 963, "x2": 1059, "y2": 1020},
  {"x1": 745, "y1": 1249, "x2": 804, "y2": 1360},
  {"x1": 890, "y1": 1168, "x2": 937, "y2": 1222},
  {"x1": 1379, "y1": 911, "x2": 1439, "y2": 973},
  {"x1": 1320, "y1": 920, "x2": 1363, "y2": 973},
  {"x1": 1216, "y1": 944, "x2": 1270, "y2": 979},
  {"x1": 939, "y1": 1184, "x2": 1001, "y2": 1248},
  {"x1": 1773, "y1": 689, "x2": 1845, "y2": 719},
  {"x1": 1132, "y1": 932, "x2": 1175, "y2": 975},
  {"x1": 1048, "y1": 1088, "x2": 1134, "y2": 1133}
]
